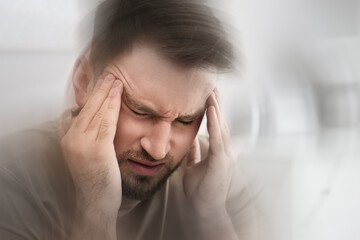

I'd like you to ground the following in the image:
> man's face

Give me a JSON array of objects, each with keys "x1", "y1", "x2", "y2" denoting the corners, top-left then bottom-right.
[{"x1": 101, "y1": 43, "x2": 216, "y2": 200}]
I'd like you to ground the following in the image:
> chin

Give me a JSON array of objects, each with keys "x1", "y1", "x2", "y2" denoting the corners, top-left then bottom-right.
[{"x1": 120, "y1": 157, "x2": 184, "y2": 200}]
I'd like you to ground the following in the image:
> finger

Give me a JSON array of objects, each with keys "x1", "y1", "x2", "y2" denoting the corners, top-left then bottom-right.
[
  {"x1": 86, "y1": 96, "x2": 110, "y2": 139},
  {"x1": 74, "y1": 74, "x2": 115, "y2": 131},
  {"x1": 69, "y1": 78, "x2": 106, "y2": 119},
  {"x1": 207, "y1": 106, "x2": 224, "y2": 155},
  {"x1": 207, "y1": 92, "x2": 223, "y2": 125},
  {"x1": 85, "y1": 79, "x2": 122, "y2": 136},
  {"x1": 213, "y1": 88, "x2": 223, "y2": 115},
  {"x1": 93, "y1": 76, "x2": 105, "y2": 90},
  {"x1": 211, "y1": 94, "x2": 233, "y2": 159},
  {"x1": 208, "y1": 92, "x2": 231, "y2": 148},
  {"x1": 210, "y1": 91, "x2": 226, "y2": 127},
  {"x1": 186, "y1": 137, "x2": 201, "y2": 167},
  {"x1": 97, "y1": 80, "x2": 123, "y2": 143}
]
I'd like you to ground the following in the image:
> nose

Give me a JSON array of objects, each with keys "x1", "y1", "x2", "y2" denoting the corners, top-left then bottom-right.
[{"x1": 140, "y1": 120, "x2": 172, "y2": 160}]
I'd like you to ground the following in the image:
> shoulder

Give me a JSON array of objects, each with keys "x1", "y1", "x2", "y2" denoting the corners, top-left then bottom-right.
[
  {"x1": 0, "y1": 121, "x2": 75, "y2": 239},
  {"x1": 0, "y1": 120, "x2": 67, "y2": 188}
]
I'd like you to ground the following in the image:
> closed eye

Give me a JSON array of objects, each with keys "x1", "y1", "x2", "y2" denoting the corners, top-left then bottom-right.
[
  {"x1": 122, "y1": 99, "x2": 149, "y2": 116},
  {"x1": 130, "y1": 108, "x2": 148, "y2": 116},
  {"x1": 177, "y1": 119, "x2": 195, "y2": 125}
]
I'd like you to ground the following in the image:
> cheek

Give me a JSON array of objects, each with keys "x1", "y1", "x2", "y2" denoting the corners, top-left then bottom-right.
[
  {"x1": 113, "y1": 108, "x2": 146, "y2": 152},
  {"x1": 114, "y1": 106, "x2": 202, "y2": 158},
  {"x1": 171, "y1": 120, "x2": 202, "y2": 158}
]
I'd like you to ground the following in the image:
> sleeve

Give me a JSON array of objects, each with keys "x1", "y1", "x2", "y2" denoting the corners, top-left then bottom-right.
[
  {"x1": 0, "y1": 128, "x2": 73, "y2": 240},
  {"x1": 0, "y1": 166, "x2": 54, "y2": 240},
  {"x1": 226, "y1": 163, "x2": 259, "y2": 240},
  {"x1": 198, "y1": 135, "x2": 259, "y2": 239}
]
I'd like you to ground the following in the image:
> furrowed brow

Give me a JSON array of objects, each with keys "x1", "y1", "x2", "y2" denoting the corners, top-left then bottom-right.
[
  {"x1": 177, "y1": 108, "x2": 206, "y2": 122},
  {"x1": 124, "y1": 90, "x2": 207, "y2": 121},
  {"x1": 123, "y1": 91, "x2": 158, "y2": 115}
]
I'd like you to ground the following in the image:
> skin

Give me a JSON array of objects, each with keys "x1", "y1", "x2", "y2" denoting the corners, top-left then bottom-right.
[
  {"x1": 105, "y1": 44, "x2": 216, "y2": 200},
  {"x1": 61, "y1": 43, "x2": 239, "y2": 239}
]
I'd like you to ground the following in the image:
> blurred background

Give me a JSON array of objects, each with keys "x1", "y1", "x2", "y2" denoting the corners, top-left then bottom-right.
[{"x1": 0, "y1": 0, "x2": 359, "y2": 239}]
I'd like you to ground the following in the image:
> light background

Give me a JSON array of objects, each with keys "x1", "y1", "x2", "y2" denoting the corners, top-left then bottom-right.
[{"x1": 0, "y1": 1, "x2": 359, "y2": 239}]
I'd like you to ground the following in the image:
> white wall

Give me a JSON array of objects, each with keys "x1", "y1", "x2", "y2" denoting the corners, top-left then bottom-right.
[{"x1": 0, "y1": 0, "x2": 78, "y2": 136}]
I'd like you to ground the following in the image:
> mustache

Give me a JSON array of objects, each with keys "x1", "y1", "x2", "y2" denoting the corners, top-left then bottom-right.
[{"x1": 117, "y1": 148, "x2": 174, "y2": 163}]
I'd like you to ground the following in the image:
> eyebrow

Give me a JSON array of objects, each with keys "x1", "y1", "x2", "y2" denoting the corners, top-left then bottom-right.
[
  {"x1": 123, "y1": 90, "x2": 206, "y2": 122},
  {"x1": 123, "y1": 91, "x2": 158, "y2": 115}
]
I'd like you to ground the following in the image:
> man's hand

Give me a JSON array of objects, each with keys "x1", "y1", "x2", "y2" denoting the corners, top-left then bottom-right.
[
  {"x1": 183, "y1": 91, "x2": 239, "y2": 239},
  {"x1": 61, "y1": 74, "x2": 123, "y2": 239}
]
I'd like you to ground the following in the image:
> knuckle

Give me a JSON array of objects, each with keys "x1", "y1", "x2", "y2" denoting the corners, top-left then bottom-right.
[
  {"x1": 214, "y1": 151, "x2": 226, "y2": 161},
  {"x1": 107, "y1": 100, "x2": 117, "y2": 110},
  {"x1": 97, "y1": 86, "x2": 109, "y2": 96},
  {"x1": 98, "y1": 126, "x2": 115, "y2": 141},
  {"x1": 60, "y1": 137, "x2": 69, "y2": 150},
  {"x1": 74, "y1": 113, "x2": 88, "y2": 127},
  {"x1": 85, "y1": 104, "x2": 96, "y2": 115},
  {"x1": 60, "y1": 134, "x2": 74, "y2": 149},
  {"x1": 61, "y1": 135, "x2": 91, "y2": 158},
  {"x1": 101, "y1": 119, "x2": 112, "y2": 129},
  {"x1": 94, "y1": 111, "x2": 104, "y2": 121},
  {"x1": 213, "y1": 139, "x2": 224, "y2": 151}
]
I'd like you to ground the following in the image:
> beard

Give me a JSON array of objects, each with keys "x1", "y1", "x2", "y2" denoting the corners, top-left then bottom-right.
[{"x1": 117, "y1": 148, "x2": 185, "y2": 200}]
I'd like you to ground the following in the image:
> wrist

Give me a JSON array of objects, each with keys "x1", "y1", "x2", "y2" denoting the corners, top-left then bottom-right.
[
  {"x1": 193, "y1": 209, "x2": 238, "y2": 240},
  {"x1": 193, "y1": 203, "x2": 228, "y2": 220},
  {"x1": 70, "y1": 202, "x2": 118, "y2": 240},
  {"x1": 75, "y1": 192, "x2": 120, "y2": 221}
]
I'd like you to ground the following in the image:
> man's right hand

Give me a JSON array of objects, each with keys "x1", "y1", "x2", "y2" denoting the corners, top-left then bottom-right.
[{"x1": 60, "y1": 74, "x2": 123, "y2": 239}]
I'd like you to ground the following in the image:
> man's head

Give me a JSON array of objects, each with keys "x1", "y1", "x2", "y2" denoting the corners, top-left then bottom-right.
[
  {"x1": 72, "y1": 0, "x2": 234, "y2": 200},
  {"x1": 89, "y1": 0, "x2": 234, "y2": 79}
]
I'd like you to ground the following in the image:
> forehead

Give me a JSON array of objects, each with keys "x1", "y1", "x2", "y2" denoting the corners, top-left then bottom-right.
[{"x1": 105, "y1": 43, "x2": 217, "y2": 117}]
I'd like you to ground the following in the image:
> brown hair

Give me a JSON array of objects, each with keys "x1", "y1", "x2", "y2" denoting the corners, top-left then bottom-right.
[{"x1": 89, "y1": 0, "x2": 234, "y2": 78}]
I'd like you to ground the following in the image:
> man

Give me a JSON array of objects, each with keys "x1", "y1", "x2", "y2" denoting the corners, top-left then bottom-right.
[{"x1": 0, "y1": 0, "x2": 257, "y2": 239}]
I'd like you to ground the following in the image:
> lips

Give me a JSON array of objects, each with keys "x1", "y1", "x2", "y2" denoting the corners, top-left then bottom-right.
[{"x1": 127, "y1": 159, "x2": 164, "y2": 176}]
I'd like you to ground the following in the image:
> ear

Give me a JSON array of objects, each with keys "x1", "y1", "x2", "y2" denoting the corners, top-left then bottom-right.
[{"x1": 72, "y1": 55, "x2": 93, "y2": 107}]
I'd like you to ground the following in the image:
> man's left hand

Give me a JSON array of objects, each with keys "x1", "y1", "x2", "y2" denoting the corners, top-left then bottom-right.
[{"x1": 183, "y1": 90, "x2": 236, "y2": 219}]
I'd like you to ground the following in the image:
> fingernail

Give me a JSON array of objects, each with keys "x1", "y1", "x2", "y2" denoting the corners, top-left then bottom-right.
[
  {"x1": 106, "y1": 75, "x2": 115, "y2": 81},
  {"x1": 110, "y1": 88, "x2": 118, "y2": 97},
  {"x1": 113, "y1": 80, "x2": 121, "y2": 87},
  {"x1": 96, "y1": 78, "x2": 104, "y2": 86}
]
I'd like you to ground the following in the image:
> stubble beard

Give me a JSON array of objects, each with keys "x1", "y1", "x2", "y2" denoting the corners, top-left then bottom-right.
[{"x1": 117, "y1": 149, "x2": 185, "y2": 200}]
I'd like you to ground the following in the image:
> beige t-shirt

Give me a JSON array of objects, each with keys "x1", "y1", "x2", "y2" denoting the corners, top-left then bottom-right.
[{"x1": 0, "y1": 119, "x2": 257, "y2": 240}]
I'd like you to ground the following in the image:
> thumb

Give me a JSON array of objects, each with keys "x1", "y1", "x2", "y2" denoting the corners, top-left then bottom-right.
[{"x1": 186, "y1": 137, "x2": 201, "y2": 167}]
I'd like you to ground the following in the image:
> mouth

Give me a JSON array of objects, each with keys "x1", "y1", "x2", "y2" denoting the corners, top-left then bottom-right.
[{"x1": 127, "y1": 159, "x2": 164, "y2": 176}]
